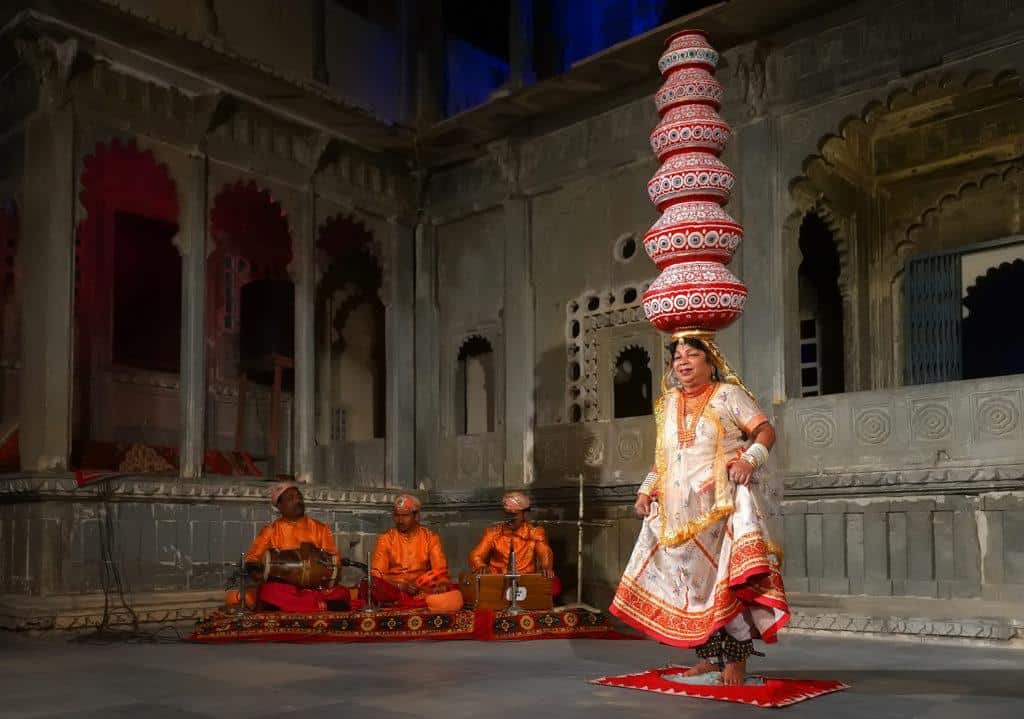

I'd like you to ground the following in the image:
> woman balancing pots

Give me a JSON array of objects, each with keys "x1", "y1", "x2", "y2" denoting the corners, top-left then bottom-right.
[
  {"x1": 609, "y1": 334, "x2": 790, "y2": 686},
  {"x1": 610, "y1": 29, "x2": 791, "y2": 687}
]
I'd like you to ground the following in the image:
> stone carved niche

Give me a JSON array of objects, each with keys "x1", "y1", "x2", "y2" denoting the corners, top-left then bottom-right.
[{"x1": 438, "y1": 327, "x2": 504, "y2": 489}]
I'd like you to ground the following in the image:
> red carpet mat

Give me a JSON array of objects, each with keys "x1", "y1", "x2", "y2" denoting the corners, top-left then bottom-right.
[
  {"x1": 591, "y1": 665, "x2": 849, "y2": 707},
  {"x1": 190, "y1": 607, "x2": 633, "y2": 643}
]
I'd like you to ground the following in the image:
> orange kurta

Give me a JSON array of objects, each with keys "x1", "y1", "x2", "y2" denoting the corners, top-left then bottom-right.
[
  {"x1": 469, "y1": 523, "x2": 554, "y2": 575},
  {"x1": 371, "y1": 526, "x2": 447, "y2": 586},
  {"x1": 244, "y1": 515, "x2": 338, "y2": 562}
]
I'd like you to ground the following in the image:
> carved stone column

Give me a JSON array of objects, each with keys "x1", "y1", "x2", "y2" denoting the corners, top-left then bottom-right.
[
  {"x1": 385, "y1": 218, "x2": 416, "y2": 488},
  {"x1": 178, "y1": 153, "x2": 208, "y2": 479},
  {"x1": 18, "y1": 37, "x2": 78, "y2": 471},
  {"x1": 502, "y1": 193, "x2": 534, "y2": 486},
  {"x1": 414, "y1": 221, "x2": 440, "y2": 487},
  {"x1": 294, "y1": 190, "x2": 317, "y2": 483},
  {"x1": 737, "y1": 118, "x2": 786, "y2": 405}
]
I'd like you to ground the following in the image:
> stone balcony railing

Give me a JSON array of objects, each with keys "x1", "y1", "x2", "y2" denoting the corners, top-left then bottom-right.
[{"x1": 775, "y1": 373, "x2": 1024, "y2": 495}]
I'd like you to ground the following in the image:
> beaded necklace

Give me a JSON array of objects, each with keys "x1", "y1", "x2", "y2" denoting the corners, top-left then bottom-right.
[{"x1": 676, "y1": 382, "x2": 716, "y2": 447}]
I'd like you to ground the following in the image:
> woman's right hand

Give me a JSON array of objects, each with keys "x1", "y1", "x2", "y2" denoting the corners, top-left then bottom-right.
[{"x1": 634, "y1": 493, "x2": 653, "y2": 517}]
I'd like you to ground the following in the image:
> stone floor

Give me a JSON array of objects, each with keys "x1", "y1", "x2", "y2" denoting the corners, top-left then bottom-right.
[{"x1": 1, "y1": 630, "x2": 1022, "y2": 718}]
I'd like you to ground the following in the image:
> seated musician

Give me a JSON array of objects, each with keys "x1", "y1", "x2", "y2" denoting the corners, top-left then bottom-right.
[
  {"x1": 371, "y1": 494, "x2": 450, "y2": 608},
  {"x1": 468, "y1": 491, "x2": 561, "y2": 597},
  {"x1": 240, "y1": 482, "x2": 350, "y2": 612}
]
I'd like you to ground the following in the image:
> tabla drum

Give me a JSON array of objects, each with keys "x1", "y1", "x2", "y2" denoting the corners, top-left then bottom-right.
[
  {"x1": 457, "y1": 572, "x2": 552, "y2": 611},
  {"x1": 263, "y1": 542, "x2": 338, "y2": 589}
]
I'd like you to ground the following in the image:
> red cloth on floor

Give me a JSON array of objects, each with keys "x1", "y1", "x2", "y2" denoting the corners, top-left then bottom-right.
[
  {"x1": 257, "y1": 582, "x2": 350, "y2": 612},
  {"x1": 371, "y1": 580, "x2": 427, "y2": 608}
]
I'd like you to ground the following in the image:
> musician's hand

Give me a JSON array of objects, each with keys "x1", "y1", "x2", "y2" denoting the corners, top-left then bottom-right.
[
  {"x1": 472, "y1": 565, "x2": 487, "y2": 575},
  {"x1": 634, "y1": 492, "x2": 653, "y2": 517},
  {"x1": 398, "y1": 581, "x2": 420, "y2": 595},
  {"x1": 729, "y1": 459, "x2": 754, "y2": 486},
  {"x1": 540, "y1": 567, "x2": 555, "y2": 579}
]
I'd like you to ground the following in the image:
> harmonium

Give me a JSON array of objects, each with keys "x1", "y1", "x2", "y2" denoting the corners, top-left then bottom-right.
[{"x1": 457, "y1": 571, "x2": 552, "y2": 611}]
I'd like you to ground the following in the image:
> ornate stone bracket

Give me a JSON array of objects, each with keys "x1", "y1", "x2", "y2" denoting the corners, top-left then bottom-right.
[{"x1": 16, "y1": 35, "x2": 80, "y2": 109}]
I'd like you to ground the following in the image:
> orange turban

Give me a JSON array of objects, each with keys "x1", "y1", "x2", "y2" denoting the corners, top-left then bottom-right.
[
  {"x1": 270, "y1": 481, "x2": 299, "y2": 508},
  {"x1": 393, "y1": 494, "x2": 422, "y2": 513},
  {"x1": 502, "y1": 491, "x2": 530, "y2": 512}
]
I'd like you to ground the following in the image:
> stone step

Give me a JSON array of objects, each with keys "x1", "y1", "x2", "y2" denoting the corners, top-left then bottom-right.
[
  {"x1": 0, "y1": 589, "x2": 222, "y2": 632},
  {"x1": 786, "y1": 592, "x2": 1023, "y2": 643}
]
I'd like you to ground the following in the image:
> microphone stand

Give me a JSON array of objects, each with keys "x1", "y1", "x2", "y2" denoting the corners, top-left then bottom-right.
[
  {"x1": 363, "y1": 549, "x2": 377, "y2": 614},
  {"x1": 557, "y1": 474, "x2": 608, "y2": 614},
  {"x1": 503, "y1": 546, "x2": 524, "y2": 615}
]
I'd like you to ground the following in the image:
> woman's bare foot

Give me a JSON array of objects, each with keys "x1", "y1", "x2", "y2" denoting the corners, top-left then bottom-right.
[
  {"x1": 720, "y1": 659, "x2": 746, "y2": 685},
  {"x1": 682, "y1": 660, "x2": 719, "y2": 677}
]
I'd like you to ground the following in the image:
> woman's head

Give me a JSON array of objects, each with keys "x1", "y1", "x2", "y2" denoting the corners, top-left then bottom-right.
[{"x1": 669, "y1": 338, "x2": 718, "y2": 389}]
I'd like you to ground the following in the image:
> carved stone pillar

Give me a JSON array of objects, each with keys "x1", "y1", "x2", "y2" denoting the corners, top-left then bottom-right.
[
  {"x1": 294, "y1": 190, "x2": 317, "y2": 483},
  {"x1": 414, "y1": 221, "x2": 440, "y2": 487},
  {"x1": 317, "y1": 291, "x2": 333, "y2": 445},
  {"x1": 502, "y1": 193, "x2": 534, "y2": 486},
  {"x1": 385, "y1": 218, "x2": 416, "y2": 488},
  {"x1": 178, "y1": 154, "x2": 208, "y2": 479},
  {"x1": 737, "y1": 118, "x2": 785, "y2": 405},
  {"x1": 18, "y1": 37, "x2": 78, "y2": 471}
]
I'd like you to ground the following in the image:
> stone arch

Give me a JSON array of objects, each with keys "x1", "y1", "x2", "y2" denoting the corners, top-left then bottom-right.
[
  {"x1": 73, "y1": 139, "x2": 183, "y2": 456},
  {"x1": 209, "y1": 181, "x2": 293, "y2": 280},
  {"x1": 793, "y1": 69, "x2": 1022, "y2": 190},
  {"x1": 207, "y1": 180, "x2": 295, "y2": 414},
  {"x1": 785, "y1": 67, "x2": 1022, "y2": 392},
  {"x1": 904, "y1": 163, "x2": 1024, "y2": 258},
  {"x1": 315, "y1": 212, "x2": 385, "y2": 442},
  {"x1": 455, "y1": 334, "x2": 496, "y2": 436},
  {"x1": 782, "y1": 196, "x2": 856, "y2": 396},
  {"x1": 612, "y1": 343, "x2": 652, "y2": 418},
  {"x1": 963, "y1": 259, "x2": 1024, "y2": 379}
]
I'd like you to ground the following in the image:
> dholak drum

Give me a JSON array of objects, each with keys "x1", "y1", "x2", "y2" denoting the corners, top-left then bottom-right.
[
  {"x1": 457, "y1": 572, "x2": 552, "y2": 611},
  {"x1": 263, "y1": 542, "x2": 338, "y2": 589}
]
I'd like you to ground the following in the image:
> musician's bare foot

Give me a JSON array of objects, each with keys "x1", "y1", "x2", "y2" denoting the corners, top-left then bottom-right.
[
  {"x1": 682, "y1": 660, "x2": 719, "y2": 676},
  {"x1": 720, "y1": 659, "x2": 746, "y2": 685}
]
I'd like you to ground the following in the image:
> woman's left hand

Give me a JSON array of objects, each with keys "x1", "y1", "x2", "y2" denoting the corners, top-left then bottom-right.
[{"x1": 729, "y1": 459, "x2": 755, "y2": 485}]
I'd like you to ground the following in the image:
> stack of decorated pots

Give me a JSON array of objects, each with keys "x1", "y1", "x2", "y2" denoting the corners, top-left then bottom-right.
[{"x1": 642, "y1": 30, "x2": 746, "y2": 335}]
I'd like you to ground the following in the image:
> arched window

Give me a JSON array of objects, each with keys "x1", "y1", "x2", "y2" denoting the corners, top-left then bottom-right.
[
  {"x1": 456, "y1": 336, "x2": 495, "y2": 435},
  {"x1": 797, "y1": 212, "x2": 845, "y2": 396},
  {"x1": 613, "y1": 346, "x2": 652, "y2": 419},
  {"x1": 963, "y1": 258, "x2": 1024, "y2": 379},
  {"x1": 316, "y1": 216, "x2": 385, "y2": 443},
  {"x1": 904, "y1": 239, "x2": 1024, "y2": 384}
]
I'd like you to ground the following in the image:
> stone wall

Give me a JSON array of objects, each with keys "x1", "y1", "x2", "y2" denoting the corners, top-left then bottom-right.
[{"x1": 412, "y1": 0, "x2": 1024, "y2": 634}]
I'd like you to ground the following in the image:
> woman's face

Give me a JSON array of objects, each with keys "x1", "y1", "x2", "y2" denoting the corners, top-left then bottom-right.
[{"x1": 673, "y1": 343, "x2": 713, "y2": 388}]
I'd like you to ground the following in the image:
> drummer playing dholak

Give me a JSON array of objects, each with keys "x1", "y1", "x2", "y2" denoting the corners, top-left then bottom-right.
[
  {"x1": 468, "y1": 491, "x2": 562, "y2": 598},
  {"x1": 235, "y1": 482, "x2": 351, "y2": 612}
]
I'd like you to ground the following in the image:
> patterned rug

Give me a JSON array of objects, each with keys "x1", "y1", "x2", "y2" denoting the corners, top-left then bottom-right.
[
  {"x1": 478, "y1": 608, "x2": 635, "y2": 641},
  {"x1": 190, "y1": 608, "x2": 479, "y2": 643},
  {"x1": 190, "y1": 607, "x2": 635, "y2": 643},
  {"x1": 591, "y1": 665, "x2": 849, "y2": 707}
]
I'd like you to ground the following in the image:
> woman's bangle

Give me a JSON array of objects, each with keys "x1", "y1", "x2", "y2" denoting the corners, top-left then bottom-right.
[{"x1": 741, "y1": 442, "x2": 769, "y2": 470}]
